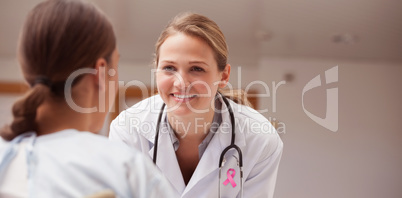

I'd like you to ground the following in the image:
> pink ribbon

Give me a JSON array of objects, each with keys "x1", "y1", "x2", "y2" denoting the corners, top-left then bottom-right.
[{"x1": 223, "y1": 168, "x2": 237, "y2": 188}]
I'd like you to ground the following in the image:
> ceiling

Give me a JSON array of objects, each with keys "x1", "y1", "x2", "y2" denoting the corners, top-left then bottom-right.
[{"x1": 1, "y1": 0, "x2": 401, "y2": 68}]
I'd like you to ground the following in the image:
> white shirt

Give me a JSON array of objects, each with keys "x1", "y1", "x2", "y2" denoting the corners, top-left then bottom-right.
[
  {"x1": 0, "y1": 140, "x2": 28, "y2": 197},
  {"x1": 109, "y1": 95, "x2": 284, "y2": 198},
  {"x1": 0, "y1": 129, "x2": 178, "y2": 198}
]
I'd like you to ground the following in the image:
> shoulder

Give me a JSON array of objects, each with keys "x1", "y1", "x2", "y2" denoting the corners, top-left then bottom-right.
[
  {"x1": 112, "y1": 95, "x2": 163, "y2": 133},
  {"x1": 229, "y1": 100, "x2": 282, "y2": 158},
  {"x1": 39, "y1": 130, "x2": 138, "y2": 158},
  {"x1": 109, "y1": 95, "x2": 164, "y2": 143},
  {"x1": 84, "y1": 133, "x2": 149, "y2": 165},
  {"x1": 230, "y1": 99, "x2": 267, "y2": 123},
  {"x1": 0, "y1": 136, "x2": 9, "y2": 151},
  {"x1": 230, "y1": 100, "x2": 274, "y2": 135},
  {"x1": 126, "y1": 94, "x2": 163, "y2": 113},
  {"x1": 31, "y1": 130, "x2": 168, "y2": 197},
  {"x1": 112, "y1": 95, "x2": 163, "y2": 126}
]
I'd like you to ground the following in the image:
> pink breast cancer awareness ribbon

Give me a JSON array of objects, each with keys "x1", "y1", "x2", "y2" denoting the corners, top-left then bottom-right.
[{"x1": 223, "y1": 168, "x2": 237, "y2": 188}]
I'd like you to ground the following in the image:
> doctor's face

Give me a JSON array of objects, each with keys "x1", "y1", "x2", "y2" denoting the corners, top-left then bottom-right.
[{"x1": 156, "y1": 33, "x2": 228, "y2": 116}]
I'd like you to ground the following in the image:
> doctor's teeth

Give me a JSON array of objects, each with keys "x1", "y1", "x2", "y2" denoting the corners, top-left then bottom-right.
[{"x1": 174, "y1": 94, "x2": 196, "y2": 99}]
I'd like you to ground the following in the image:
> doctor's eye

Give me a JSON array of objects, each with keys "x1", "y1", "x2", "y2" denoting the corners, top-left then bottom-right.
[
  {"x1": 162, "y1": 66, "x2": 176, "y2": 72},
  {"x1": 190, "y1": 66, "x2": 205, "y2": 72}
]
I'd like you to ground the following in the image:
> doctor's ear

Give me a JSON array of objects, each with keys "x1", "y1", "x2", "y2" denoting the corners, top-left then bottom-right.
[{"x1": 219, "y1": 64, "x2": 231, "y2": 88}]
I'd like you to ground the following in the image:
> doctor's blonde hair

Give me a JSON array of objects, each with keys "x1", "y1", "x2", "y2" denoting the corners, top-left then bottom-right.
[
  {"x1": 154, "y1": 12, "x2": 252, "y2": 107},
  {"x1": 0, "y1": 0, "x2": 116, "y2": 141}
]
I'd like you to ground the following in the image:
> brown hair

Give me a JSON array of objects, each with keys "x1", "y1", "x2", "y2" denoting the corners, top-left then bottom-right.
[
  {"x1": 0, "y1": 0, "x2": 116, "y2": 141},
  {"x1": 154, "y1": 12, "x2": 251, "y2": 106}
]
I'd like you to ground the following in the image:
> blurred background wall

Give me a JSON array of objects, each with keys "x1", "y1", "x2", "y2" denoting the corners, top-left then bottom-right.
[{"x1": 0, "y1": 0, "x2": 401, "y2": 197}]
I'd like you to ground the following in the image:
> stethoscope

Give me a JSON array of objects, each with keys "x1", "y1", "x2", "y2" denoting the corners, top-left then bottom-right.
[{"x1": 152, "y1": 93, "x2": 244, "y2": 197}]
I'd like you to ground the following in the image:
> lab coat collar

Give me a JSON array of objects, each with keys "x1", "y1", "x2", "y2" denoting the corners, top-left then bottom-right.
[
  {"x1": 138, "y1": 95, "x2": 165, "y2": 143},
  {"x1": 149, "y1": 127, "x2": 186, "y2": 195}
]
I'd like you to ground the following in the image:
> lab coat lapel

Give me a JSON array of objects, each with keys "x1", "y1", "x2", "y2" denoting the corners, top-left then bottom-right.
[
  {"x1": 147, "y1": 122, "x2": 186, "y2": 195},
  {"x1": 182, "y1": 127, "x2": 223, "y2": 196}
]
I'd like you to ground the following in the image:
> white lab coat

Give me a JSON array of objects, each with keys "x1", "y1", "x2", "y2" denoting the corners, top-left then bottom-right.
[
  {"x1": 109, "y1": 95, "x2": 283, "y2": 198},
  {"x1": 0, "y1": 129, "x2": 178, "y2": 198}
]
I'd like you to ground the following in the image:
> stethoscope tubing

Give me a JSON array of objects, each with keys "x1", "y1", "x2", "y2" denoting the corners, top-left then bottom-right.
[{"x1": 152, "y1": 93, "x2": 243, "y2": 197}]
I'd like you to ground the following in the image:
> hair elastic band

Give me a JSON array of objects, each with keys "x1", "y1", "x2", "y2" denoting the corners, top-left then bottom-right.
[{"x1": 33, "y1": 76, "x2": 52, "y2": 87}]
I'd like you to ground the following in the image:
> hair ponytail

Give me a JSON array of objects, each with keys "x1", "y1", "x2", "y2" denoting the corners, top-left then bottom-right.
[
  {"x1": 220, "y1": 88, "x2": 252, "y2": 107},
  {"x1": 0, "y1": 85, "x2": 49, "y2": 141},
  {"x1": 0, "y1": 0, "x2": 116, "y2": 141}
]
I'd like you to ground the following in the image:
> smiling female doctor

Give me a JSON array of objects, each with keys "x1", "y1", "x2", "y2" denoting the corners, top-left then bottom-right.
[{"x1": 109, "y1": 13, "x2": 283, "y2": 198}]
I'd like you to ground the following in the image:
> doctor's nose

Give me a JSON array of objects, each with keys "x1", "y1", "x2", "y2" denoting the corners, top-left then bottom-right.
[{"x1": 173, "y1": 72, "x2": 191, "y2": 90}]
